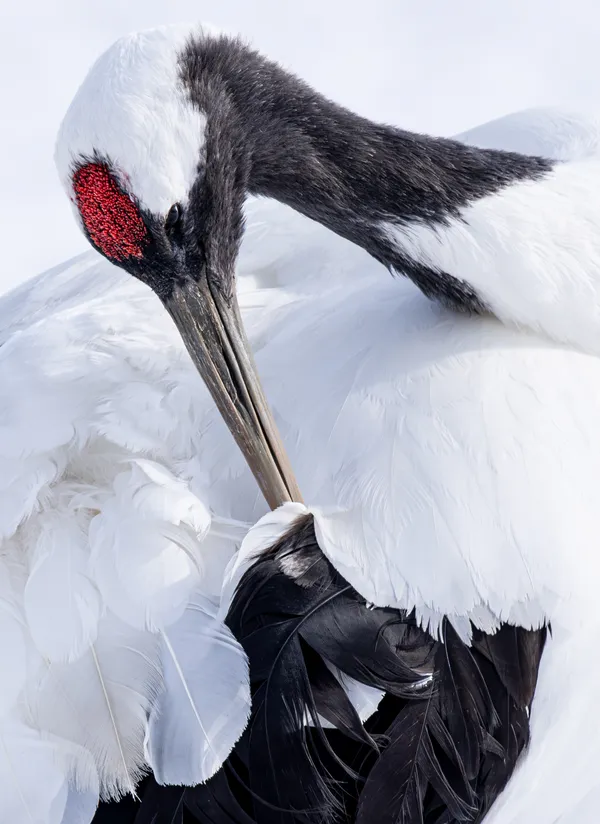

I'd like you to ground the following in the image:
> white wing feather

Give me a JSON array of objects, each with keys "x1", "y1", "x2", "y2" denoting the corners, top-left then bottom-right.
[
  {"x1": 60, "y1": 788, "x2": 102, "y2": 824},
  {"x1": 26, "y1": 613, "x2": 161, "y2": 800},
  {"x1": 0, "y1": 561, "x2": 28, "y2": 716},
  {"x1": 0, "y1": 456, "x2": 66, "y2": 541},
  {"x1": 147, "y1": 592, "x2": 250, "y2": 785},
  {"x1": 0, "y1": 722, "x2": 98, "y2": 824},
  {"x1": 89, "y1": 461, "x2": 211, "y2": 632},
  {"x1": 24, "y1": 509, "x2": 101, "y2": 663}
]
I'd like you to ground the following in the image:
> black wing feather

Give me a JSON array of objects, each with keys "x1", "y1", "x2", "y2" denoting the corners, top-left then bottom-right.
[
  {"x1": 184, "y1": 758, "x2": 256, "y2": 824},
  {"x1": 92, "y1": 777, "x2": 185, "y2": 824},
  {"x1": 472, "y1": 623, "x2": 547, "y2": 707},
  {"x1": 92, "y1": 514, "x2": 547, "y2": 824},
  {"x1": 224, "y1": 515, "x2": 546, "y2": 824}
]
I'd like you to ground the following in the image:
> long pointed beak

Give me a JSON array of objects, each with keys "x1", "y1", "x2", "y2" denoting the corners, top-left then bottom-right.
[{"x1": 164, "y1": 278, "x2": 303, "y2": 510}]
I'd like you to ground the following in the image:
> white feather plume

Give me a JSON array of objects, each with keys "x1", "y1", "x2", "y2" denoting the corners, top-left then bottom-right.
[
  {"x1": 0, "y1": 455, "x2": 66, "y2": 540},
  {"x1": 60, "y1": 787, "x2": 102, "y2": 824},
  {"x1": 0, "y1": 560, "x2": 28, "y2": 717},
  {"x1": 147, "y1": 591, "x2": 250, "y2": 785},
  {"x1": 89, "y1": 460, "x2": 211, "y2": 632},
  {"x1": 0, "y1": 721, "x2": 98, "y2": 824},
  {"x1": 26, "y1": 612, "x2": 162, "y2": 800},
  {"x1": 24, "y1": 509, "x2": 101, "y2": 663},
  {"x1": 89, "y1": 516, "x2": 198, "y2": 632}
]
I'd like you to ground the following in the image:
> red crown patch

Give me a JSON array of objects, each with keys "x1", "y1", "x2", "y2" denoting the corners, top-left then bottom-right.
[{"x1": 72, "y1": 163, "x2": 149, "y2": 261}]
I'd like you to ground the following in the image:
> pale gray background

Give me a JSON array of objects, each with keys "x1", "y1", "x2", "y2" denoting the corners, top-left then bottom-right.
[{"x1": 1, "y1": 0, "x2": 598, "y2": 292}]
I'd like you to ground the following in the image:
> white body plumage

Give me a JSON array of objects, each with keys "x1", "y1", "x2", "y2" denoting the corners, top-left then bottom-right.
[{"x1": 0, "y1": 107, "x2": 599, "y2": 822}]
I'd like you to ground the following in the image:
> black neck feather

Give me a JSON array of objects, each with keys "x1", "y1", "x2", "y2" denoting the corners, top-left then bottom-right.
[{"x1": 181, "y1": 35, "x2": 554, "y2": 310}]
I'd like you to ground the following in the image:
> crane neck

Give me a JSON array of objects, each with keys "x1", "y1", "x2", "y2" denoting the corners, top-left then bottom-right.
[
  {"x1": 186, "y1": 37, "x2": 595, "y2": 328},
  {"x1": 182, "y1": 35, "x2": 554, "y2": 311}
]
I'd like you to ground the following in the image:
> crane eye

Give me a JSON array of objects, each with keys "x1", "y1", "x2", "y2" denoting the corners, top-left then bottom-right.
[{"x1": 165, "y1": 202, "x2": 182, "y2": 231}]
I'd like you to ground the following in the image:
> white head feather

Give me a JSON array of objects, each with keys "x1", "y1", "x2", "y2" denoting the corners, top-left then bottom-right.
[{"x1": 55, "y1": 23, "x2": 217, "y2": 217}]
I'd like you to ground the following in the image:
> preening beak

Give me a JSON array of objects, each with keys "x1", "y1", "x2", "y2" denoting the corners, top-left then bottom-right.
[{"x1": 165, "y1": 278, "x2": 303, "y2": 510}]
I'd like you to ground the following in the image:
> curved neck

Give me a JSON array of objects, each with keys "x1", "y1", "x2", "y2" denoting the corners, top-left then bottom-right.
[
  {"x1": 183, "y1": 36, "x2": 559, "y2": 314},
  {"x1": 246, "y1": 95, "x2": 553, "y2": 309},
  {"x1": 247, "y1": 90, "x2": 551, "y2": 233}
]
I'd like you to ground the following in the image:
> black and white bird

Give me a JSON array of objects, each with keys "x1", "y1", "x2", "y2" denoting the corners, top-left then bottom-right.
[{"x1": 2, "y1": 20, "x2": 600, "y2": 824}]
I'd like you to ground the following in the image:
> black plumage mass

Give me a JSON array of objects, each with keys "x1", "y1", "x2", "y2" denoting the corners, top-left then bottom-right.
[{"x1": 93, "y1": 513, "x2": 546, "y2": 824}]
